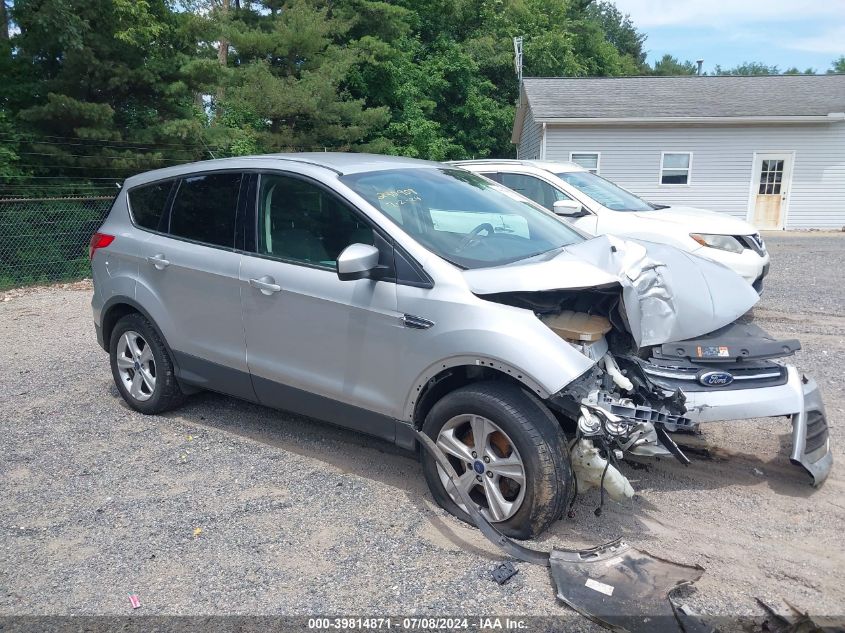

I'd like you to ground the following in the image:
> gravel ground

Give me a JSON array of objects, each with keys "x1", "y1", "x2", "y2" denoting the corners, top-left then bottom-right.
[{"x1": 1, "y1": 232, "x2": 843, "y2": 629}]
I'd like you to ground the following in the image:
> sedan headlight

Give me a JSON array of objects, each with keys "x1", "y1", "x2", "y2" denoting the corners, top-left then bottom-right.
[{"x1": 690, "y1": 233, "x2": 744, "y2": 254}]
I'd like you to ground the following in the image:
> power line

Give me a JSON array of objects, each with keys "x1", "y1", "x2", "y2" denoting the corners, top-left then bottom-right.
[
  {"x1": 17, "y1": 151, "x2": 191, "y2": 164},
  {"x1": 0, "y1": 175, "x2": 124, "y2": 180},
  {"x1": 0, "y1": 131, "x2": 226, "y2": 149},
  {"x1": 0, "y1": 137, "x2": 218, "y2": 153},
  {"x1": 15, "y1": 164, "x2": 160, "y2": 171},
  {"x1": 17, "y1": 152, "x2": 192, "y2": 163}
]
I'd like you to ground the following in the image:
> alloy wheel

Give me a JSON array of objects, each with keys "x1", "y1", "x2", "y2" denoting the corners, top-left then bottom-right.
[
  {"x1": 435, "y1": 414, "x2": 526, "y2": 522},
  {"x1": 116, "y1": 330, "x2": 156, "y2": 402}
]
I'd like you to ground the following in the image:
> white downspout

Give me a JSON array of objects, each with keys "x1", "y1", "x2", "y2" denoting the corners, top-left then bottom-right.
[{"x1": 541, "y1": 122, "x2": 547, "y2": 159}]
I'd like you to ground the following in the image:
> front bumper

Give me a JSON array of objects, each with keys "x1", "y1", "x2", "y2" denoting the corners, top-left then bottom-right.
[
  {"x1": 684, "y1": 366, "x2": 831, "y2": 485},
  {"x1": 691, "y1": 244, "x2": 770, "y2": 287}
]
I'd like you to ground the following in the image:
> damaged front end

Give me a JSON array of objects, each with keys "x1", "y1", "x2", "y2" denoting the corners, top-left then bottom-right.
[{"x1": 468, "y1": 235, "x2": 832, "y2": 499}]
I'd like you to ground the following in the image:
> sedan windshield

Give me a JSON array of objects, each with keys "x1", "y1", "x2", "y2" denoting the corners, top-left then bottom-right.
[
  {"x1": 341, "y1": 168, "x2": 584, "y2": 269},
  {"x1": 556, "y1": 171, "x2": 653, "y2": 212}
]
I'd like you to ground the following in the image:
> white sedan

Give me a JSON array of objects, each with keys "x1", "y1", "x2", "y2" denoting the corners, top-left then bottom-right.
[{"x1": 453, "y1": 159, "x2": 770, "y2": 292}]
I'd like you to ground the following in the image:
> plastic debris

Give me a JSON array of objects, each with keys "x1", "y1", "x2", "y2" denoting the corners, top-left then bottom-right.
[
  {"x1": 193, "y1": 527, "x2": 203, "y2": 537},
  {"x1": 128, "y1": 594, "x2": 141, "y2": 609},
  {"x1": 491, "y1": 562, "x2": 519, "y2": 585}
]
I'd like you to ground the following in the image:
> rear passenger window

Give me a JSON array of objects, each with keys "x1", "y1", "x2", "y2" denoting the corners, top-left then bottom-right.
[
  {"x1": 500, "y1": 172, "x2": 571, "y2": 211},
  {"x1": 169, "y1": 173, "x2": 242, "y2": 248},
  {"x1": 128, "y1": 181, "x2": 173, "y2": 231}
]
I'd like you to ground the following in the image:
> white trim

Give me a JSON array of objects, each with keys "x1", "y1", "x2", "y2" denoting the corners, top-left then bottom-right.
[
  {"x1": 534, "y1": 114, "x2": 845, "y2": 126},
  {"x1": 510, "y1": 84, "x2": 528, "y2": 144},
  {"x1": 569, "y1": 151, "x2": 601, "y2": 174},
  {"x1": 540, "y1": 122, "x2": 547, "y2": 159},
  {"x1": 659, "y1": 151, "x2": 693, "y2": 186},
  {"x1": 744, "y1": 151, "x2": 795, "y2": 230}
]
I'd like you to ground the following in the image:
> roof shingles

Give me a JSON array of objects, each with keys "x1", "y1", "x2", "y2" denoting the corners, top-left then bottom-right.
[{"x1": 522, "y1": 75, "x2": 845, "y2": 119}]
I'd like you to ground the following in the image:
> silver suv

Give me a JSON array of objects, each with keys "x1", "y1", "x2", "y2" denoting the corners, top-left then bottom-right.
[{"x1": 91, "y1": 153, "x2": 831, "y2": 538}]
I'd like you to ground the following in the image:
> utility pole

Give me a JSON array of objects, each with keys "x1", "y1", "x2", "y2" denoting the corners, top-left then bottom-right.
[{"x1": 513, "y1": 36, "x2": 524, "y2": 84}]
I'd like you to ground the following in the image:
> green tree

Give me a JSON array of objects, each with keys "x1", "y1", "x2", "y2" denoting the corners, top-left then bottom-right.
[
  {"x1": 9, "y1": 0, "x2": 211, "y2": 179},
  {"x1": 0, "y1": 110, "x2": 24, "y2": 180},
  {"x1": 210, "y1": 0, "x2": 391, "y2": 153},
  {"x1": 0, "y1": 0, "x2": 9, "y2": 42},
  {"x1": 784, "y1": 67, "x2": 816, "y2": 75},
  {"x1": 714, "y1": 61, "x2": 780, "y2": 75},
  {"x1": 650, "y1": 54, "x2": 697, "y2": 75},
  {"x1": 828, "y1": 56, "x2": 845, "y2": 73},
  {"x1": 584, "y1": 0, "x2": 647, "y2": 69},
  {"x1": 345, "y1": 0, "x2": 644, "y2": 159}
]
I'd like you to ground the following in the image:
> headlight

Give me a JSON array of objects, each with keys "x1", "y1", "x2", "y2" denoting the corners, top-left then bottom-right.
[{"x1": 690, "y1": 233, "x2": 744, "y2": 254}]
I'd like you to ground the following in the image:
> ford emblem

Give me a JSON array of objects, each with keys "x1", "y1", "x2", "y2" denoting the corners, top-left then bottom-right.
[{"x1": 698, "y1": 370, "x2": 734, "y2": 387}]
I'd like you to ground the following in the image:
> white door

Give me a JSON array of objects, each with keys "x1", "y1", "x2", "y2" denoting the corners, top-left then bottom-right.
[{"x1": 749, "y1": 153, "x2": 793, "y2": 229}]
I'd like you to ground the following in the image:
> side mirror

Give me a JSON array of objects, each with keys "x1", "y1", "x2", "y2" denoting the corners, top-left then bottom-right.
[
  {"x1": 336, "y1": 243, "x2": 387, "y2": 281},
  {"x1": 552, "y1": 199, "x2": 587, "y2": 217}
]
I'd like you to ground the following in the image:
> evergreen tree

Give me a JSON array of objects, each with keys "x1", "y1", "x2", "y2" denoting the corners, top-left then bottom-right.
[
  {"x1": 650, "y1": 54, "x2": 697, "y2": 76},
  {"x1": 9, "y1": 0, "x2": 211, "y2": 179}
]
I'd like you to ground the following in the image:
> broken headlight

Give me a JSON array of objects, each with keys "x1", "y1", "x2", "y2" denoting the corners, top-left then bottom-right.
[{"x1": 689, "y1": 233, "x2": 744, "y2": 254}]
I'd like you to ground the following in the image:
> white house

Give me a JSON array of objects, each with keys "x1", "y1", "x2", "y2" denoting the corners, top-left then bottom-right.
[{"x1": 512, "y1": 75, "x2": 845, "y2": 229}]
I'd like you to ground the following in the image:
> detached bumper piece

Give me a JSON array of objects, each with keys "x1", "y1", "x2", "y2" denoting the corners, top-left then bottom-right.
[
  {"x1": 790, "y1": 375, "x2": 832, "y2": 486},
  {"x1": 550, "y1": 543, "x2": 704, "y2": 633},
  {"x1": 681, "y1": 366, "x2": 833, "y2": 486},
  {"x1": 416, "y1": 430, "x2": 704, "y2": 633}
]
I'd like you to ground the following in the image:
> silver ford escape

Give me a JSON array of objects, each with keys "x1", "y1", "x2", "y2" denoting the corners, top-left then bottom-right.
[{"x1": 91, "y1": 153, "x2": 831, "y2": 538}]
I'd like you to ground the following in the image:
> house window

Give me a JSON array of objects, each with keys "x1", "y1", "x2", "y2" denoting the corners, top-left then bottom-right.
[
  {"x1": 570, "y1": 152, "x2": 600, "y2": 174},
  {"x1": 660, "y1": 152, "x2": 692, "y2": 185}
]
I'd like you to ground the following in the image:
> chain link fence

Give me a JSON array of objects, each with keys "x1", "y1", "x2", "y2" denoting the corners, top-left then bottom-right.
[{"x1": 0, "y1": 194, "x2": 115, "y2": 291}]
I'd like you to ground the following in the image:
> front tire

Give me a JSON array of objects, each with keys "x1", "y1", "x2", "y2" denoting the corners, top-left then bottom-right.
[
  {"x1": 420, "y1": 381, "x2": 572, "y2": 539},
  {"x1": 109, "y1": 313, "x2": 185, "y2": 414}
]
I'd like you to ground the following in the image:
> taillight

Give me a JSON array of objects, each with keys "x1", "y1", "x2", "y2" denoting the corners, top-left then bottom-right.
[{"x1": 89, "y1": 232, "x2": 115, "y2": 260}]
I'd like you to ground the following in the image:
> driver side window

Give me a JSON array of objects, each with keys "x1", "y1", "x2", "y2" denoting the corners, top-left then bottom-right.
[
  {"x1": 257, "y1": 174, "x2": 375, "y2": 267},
  {"x1": 499, "y1": 172, "x2": 570, "y2": 211}
]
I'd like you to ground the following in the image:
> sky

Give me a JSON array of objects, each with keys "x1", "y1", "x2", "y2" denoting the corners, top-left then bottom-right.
[{"x1": 611, "y1": 0, "x2": 845, "y2": 73}]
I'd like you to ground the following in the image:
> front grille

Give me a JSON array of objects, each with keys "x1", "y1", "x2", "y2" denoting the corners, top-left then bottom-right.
[
  {"x1": 640, "y1": 358, "x2": 788, "y2": 392},
  {"x1": 804, "y1": 411, "x2": 829, "y2": 454},
  {"x1": 738, "y1": 234, "x2": 766, "y2": 256}
]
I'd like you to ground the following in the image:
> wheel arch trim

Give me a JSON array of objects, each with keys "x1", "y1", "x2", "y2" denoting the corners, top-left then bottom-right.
[
  {"x1": 403, "y1": 355, "x2": 550, "y2": 424},
  {"x1": 99, "y1": 296, "x2": 182, "y2": 374}
]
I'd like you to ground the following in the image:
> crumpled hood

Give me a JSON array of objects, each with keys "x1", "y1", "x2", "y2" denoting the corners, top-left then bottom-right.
[
  {"x1": 463, "y1": 234, "x2": 759, "y2": 347},
  {"x1": 633, "y1": 206, "x2": 757, "y2": 235}
]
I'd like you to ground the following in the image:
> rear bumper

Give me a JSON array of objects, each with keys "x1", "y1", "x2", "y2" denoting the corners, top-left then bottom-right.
[{"x1": 684, "y1": 366, "x2": 831, "y2": 485}]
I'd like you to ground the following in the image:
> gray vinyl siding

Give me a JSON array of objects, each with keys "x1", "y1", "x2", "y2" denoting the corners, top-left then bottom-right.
[
  {"x1": 518, "y1": 110, "x2": 543, "y2": 160},
  {"x1": 543, "y1": 123, "x2": 845, "y2": 229}
]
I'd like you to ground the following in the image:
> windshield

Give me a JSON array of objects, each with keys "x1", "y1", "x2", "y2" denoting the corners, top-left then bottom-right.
[
  {"x1": 556, "y1": 171, "x2": 653, "y2": 212},
  {"x1": 341, "y1": 168, "x2": 585, "y2": 269}
]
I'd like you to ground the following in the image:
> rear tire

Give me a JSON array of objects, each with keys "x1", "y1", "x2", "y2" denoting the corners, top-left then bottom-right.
[
  {"x1": 420, "y1": 381, "x2": 572, "y2": 539},
  {"x1": 109, "y1": 313, "x2": 185, "y2": 414}
]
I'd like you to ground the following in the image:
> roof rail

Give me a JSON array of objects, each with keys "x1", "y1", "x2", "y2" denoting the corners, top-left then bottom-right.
[
  {"x1": 449, "y1": 159, "x2": 537, "y2": 166},
  {"x1": 240, "y1": 154, "x2": 344, "y2": 175}
]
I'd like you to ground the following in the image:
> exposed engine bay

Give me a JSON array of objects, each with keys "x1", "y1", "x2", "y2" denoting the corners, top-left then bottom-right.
[{"x1": 483, "y1": 284, "x2": 830, "y2": 504}]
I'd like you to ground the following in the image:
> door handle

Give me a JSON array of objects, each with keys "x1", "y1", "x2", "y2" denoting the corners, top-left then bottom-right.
[
  {"x1": 249, "y1": 275, "x2": 282, "y2": 295},
  {"x1": 146, "y1": 254, "x2": 170, "y2": 270}
]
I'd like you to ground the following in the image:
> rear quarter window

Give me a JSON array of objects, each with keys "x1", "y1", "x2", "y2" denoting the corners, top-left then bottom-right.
[
  {"x1": 128, "y1": 181, "x2": 174, "y2": 231},
  {"x1": 169, "y1": 173, "x2": 243, "y2": 248}
]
